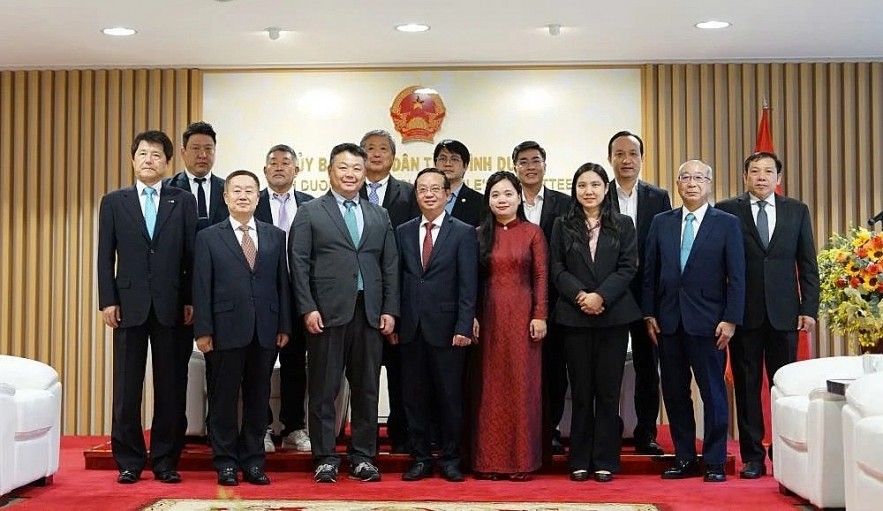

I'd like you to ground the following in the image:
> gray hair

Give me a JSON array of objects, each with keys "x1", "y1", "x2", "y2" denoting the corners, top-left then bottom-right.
[
  {"x1": 359, "y1": 129, "x2": 397, "y2": 156},
  {"x1": 677, "y1": 159, "x2": 713, "y2": 180}
]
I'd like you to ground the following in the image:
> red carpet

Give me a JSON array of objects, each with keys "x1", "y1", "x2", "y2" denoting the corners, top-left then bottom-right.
[{"x1": 0, "y1": 434, "x2": 808, "y2": 511}]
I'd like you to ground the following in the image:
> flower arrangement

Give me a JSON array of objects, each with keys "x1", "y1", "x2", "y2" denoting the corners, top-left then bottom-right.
[{"x1": 817, "y1": 227, "x2": 883, "y2": 350}]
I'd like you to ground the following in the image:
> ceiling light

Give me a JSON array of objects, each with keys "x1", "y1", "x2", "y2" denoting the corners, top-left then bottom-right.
[
  {"x1": 695, "y1": 20, "x2": 731, "y2": 29},
  {"x1": 547, "y1": 24, "x2": 562, "y2": 36},
  {"x1": 266, "y1": 27, "x2": 281, "y2": 40},
  {"x1": 101, "y1": 27, "x2": 137, "y2": 36},
  {"x1": 395, "y1": 23, "x2": 430, "y2": 33}
]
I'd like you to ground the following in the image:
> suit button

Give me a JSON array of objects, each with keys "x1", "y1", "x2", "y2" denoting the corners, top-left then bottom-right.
[{"x1": 149, "y1": 249, "x2": 155, "y2": 254}]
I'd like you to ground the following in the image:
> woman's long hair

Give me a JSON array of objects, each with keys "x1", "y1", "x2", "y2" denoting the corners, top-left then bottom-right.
[
  {"x1": 560, "y1": 163, "x2": 620, "y2": 247},
  {"x1": 478, "y1": 171, "x2": 527, "y2": 265}
]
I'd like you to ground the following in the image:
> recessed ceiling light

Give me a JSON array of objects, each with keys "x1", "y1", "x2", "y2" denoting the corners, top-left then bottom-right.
[
  {"x1": 102, "y1": 27, "x2": 137, "y2": 36},
  {"x1": 695, "y1": 20, "x2": 731, "y2": 29},
  {"x1": 395, "y1": 23, "x2": 430, "y2": 33}
]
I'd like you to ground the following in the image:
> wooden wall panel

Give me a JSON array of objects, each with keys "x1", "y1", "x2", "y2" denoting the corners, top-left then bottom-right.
[{"x1": 0, "y1": 69, "x2": 202, "y2": 434}]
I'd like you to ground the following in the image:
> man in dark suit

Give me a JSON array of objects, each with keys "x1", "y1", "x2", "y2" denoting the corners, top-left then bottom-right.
[
  {"x1": 254, "y1": 143, "x2": 314, "y2": 454},
  {"x1": 166, "y1": 121, "x2": 229, "y2": 231},
  {"x1": 716, "y1": 152, "x2": 819, "y2": 479},
  {"x1": 97, "y1": 130, "x2": 197, "y2": 484},
  {"x1": 642, "y1": 159, "x2": 745, "y2": 483},
  {"x1": 512, "y1": 140, "x2": 571, "y2": 457},
  {"x1": 359, "y1": 129, "x2": 420, "y2": 454},
  {"x1": 605, "y1": 130, "x2": 672, "y2": 455},
  {"x1": 433, "y1": 139, "x2": 485, "y2": 227},
  {"x1": 290, "y1": 143, "x2": 399, "y2": 483},
  {"x1": 192, "y1": 170, "x2": 292, "y2": 487},
  {"x1": 393, "y1": 168, "x2": 478, "y2": 483}
]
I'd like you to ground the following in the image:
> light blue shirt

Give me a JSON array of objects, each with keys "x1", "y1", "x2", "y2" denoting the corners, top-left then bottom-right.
[{"x1": 331, "y1": 190, "x2": 364, "y2": 236}]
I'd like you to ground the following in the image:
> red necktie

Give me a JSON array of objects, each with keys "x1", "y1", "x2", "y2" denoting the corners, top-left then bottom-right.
[
  {"x1": 422, "y1": 222, "x2": 434, "y2": 271},
  {"x1": 239, "y1": 224, "x2": 256, "y2": 270}
]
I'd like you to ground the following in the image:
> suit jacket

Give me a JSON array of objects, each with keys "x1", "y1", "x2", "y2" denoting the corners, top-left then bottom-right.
[
  {"x1": 289, "y1": 192, "x2": 400, "y2": 328},
  {"x1": 192, "y1": 219, "x2": 292, "y2": 350},
  {"x1": 607, "y1": 180, "x2": 672, "y2": 299},
  {"x1": 715, "y1": 193, "x2": 819, "y2": 331},
  {"x1": 642, "y1": 206, "x2": 746, "y2": 337},
  {"x1": 550, "y1": 214, "x2": 642, "y2": 328},
  {"x1": 360, "y1": 175, "x2": 420, "y2": 228},
  {"x1": 165, "y1": 171, "x2": 229, "y2": 230},
  {"x1": 450, "y1": 183, "x2": 486, "y2": 227},
  {"x1": 254, "y1": 188, "x2": 315, "y2": 227},
  {"x1": 537, "y1": 187, "x2": 571, "y2": 242},
  {"x1": 97, "y1": 184, "x2": 197, "y2": 328},
  {"x1": 396, "y1": 214, "x2": 478, "y2": 347}
]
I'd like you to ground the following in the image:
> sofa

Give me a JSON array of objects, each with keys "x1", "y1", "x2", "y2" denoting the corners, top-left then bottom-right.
[
  {"x1": 842, "y1": 361, "x2": 883, "y2": 510},
  {"x1": 0, "y1": 355, "x2": 62, "y2": 497}
]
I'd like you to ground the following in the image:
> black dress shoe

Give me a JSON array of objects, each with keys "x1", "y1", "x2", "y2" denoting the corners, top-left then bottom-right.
[
  {"x1": 635, "y1": 440, "x2": 665, "y2": 456},
  {"x1": 551, "y1": 436, "x2": 565, "y2": 455},
  {"x1": 117, "y1": 470, "x2": 140, "y2": 484},
  {"x1": 154, "y1": 470, "x2": 182, "y2": 484},
  {"x1": 217, "y1": 468, "x2": 238, "y2": 486},
  {"x1": 740, "y1": 461, "x2": 766, "y2": 479},
  {"x1": 594, "y1": 470, "x2": 614, "y2": 482},
  {"x1": 402, "y1": 462, "x2": 433, "y2": 481},
  {"x1": 704, "y1": 465, "x2": 726, "y2": 482},
  {"x1": 243, "y1": 467, "x2": 270, "y2": 485},
  {"x1": 570, "y1": 469, "x2": 589, "y2": 482},
  {"x1": 439, "y1": 465, "x2": 465, "y2": 482},
  {"x1": 661, "y1": 459, "x2": 701, "y2": 479}
]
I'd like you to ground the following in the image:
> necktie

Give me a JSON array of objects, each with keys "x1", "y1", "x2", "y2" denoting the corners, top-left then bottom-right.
[
  {"x1": 195, "y1": 177, "x2": 208, "y2": 218},
  {"x1": 422, "y1": 222, "x2": 434, "y2": 271},
  {"x1": 680, "y1": 212, "x2": 695, "y2": 273},
  {"x1": 143, "y1": 187, "x2": 157, "y2": 239},
  {"x1": 756, "y1": 200, "x2": 770, "y2": 249},
  {"x1": 274, "y1": 192, "x2": 291, "y2": 233},
  {"x1": 367, "y1": 182, "x2": 382, "y2": 205},
  {"x1": 239, "y1": 224, "x2": 256, "y2": 271},
  {"x1": 445, "y1": 192, "x2": 456, "y2": 214},
  {"x1": 343, "y1": 200, "x2": 363, "y2": 290}
]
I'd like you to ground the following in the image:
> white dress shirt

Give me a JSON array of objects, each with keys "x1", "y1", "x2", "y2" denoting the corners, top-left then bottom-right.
[
  {"x1": 681, "y1": 203, "x2": 709, "y2": 243},
  {"x1": 615, "y1": 179, "x2": 638, "y2": 227},
  {"x1": 749, "y1": 193, "x2": 776, "y2": 244},
  {"x1": 135, "y1": 180, "x2": 161, "y2": 216},
  {"x1": 229, "y1": 216, "x2": 259, "y2": 251},
  {"x1": 184, "y1": 170, "x2": 214, "y2": 215},
  {"x1": 419, "y1": 212, "x2": 445, "y2": 261},
  {"x1": 522, "y1": 187, "x2": 545, "y2": 225}
]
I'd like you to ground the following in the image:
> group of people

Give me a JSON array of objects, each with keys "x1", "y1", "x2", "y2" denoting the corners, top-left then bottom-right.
[{"x1": 97, "y1": 123, "x2": 819, "y2": 488}]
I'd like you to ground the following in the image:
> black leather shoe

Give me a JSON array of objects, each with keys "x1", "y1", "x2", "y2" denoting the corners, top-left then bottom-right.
[
  {"x1": 740, "y1": 461, "x2": 766, "y2": 479},
  {"x1": 117, "y1": 470, "x2": 140, "y2": 484},
  {"x1": 243, "y1": 467, "x2": 270, "y2": 485},
  {"x1": 636, "y1": 440, "x2": 665, "y2": 456},
  {"x1": 661, "y1": 459, "x2": 701, "y2": 479},
  {"x1": 217, "y1": 467, "x2": 238, "y2": 486},
  {"x1": 154, "y1": 470, "x2": 181, "y2": 484},
  {"x1": 402, "y1": 462, "x2": 433, "y2": 481},
  {"x1": 551, "y1": 436, "x2": 565, "y2": 455},
  {"x1": 570, "y1": 469, "x2": 589, "y2": 482},
  {"x1": 594, "y1": 470, "x2": 614, "y2": 482},
  {"x1": 439, "y1": 465, "x2": 465, "y2": 482},
  {"x1": 704, "y1": 465, "x2": 727, "y2": 482}
]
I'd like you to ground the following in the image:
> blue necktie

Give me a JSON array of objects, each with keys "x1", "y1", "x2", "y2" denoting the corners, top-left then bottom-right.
[
  {"x1": 367, "y1": 182, "x2": 381, "y2": 205},
  {"x1": 144, "y1": 188, "x2": 157, "y2": 239},
  {"x1": 343, "y1": 200, "x2": 363, "y2": 290},
  {"x1": 680, "y1": 212, "x2": 695, "y2": 273}
]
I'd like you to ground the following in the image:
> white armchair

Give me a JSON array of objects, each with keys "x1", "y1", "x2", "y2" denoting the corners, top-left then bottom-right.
[
  {"x1": 771, "y1": 355, "x2": 863, "y2": 508},
  {"x1": 843, "y1": 363, "x2": 883, "y2": 511},
  {"x1": 0, "y1": 355, "x2": 62, "y2": 497}
]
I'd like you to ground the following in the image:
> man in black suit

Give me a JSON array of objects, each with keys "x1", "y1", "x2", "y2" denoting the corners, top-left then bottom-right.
[
  {"x1": 512, "y1": 140, "x2": 570, "y2": 457},
  {"x1": 434, "y1": 139, "x2": 485, "y2": 227},
  {"x1": 290, "y1": 143, "x2": 399, "y2": 483},
  {"x1": 716, "y1": 152, "x2": 819, "y2": 479},
  {"x1": 192, "y1": 170, "x2": 292, "y2": 487},
  {"x1": 393, "y1": 168, "x2": 478, "y2": 483},
  {"x1": 254, "y1": 143, "x2": 314, "y2": 454},
  {"x1": 359, "y1": 129, "x2": 419, "y2": 454},
  {"x1": 605, "y1": 130, "x2": 672, "y2": 455},
  {"x1": 643, "y1": 160, "x2": 745, "y2": 483},
  {"x1": 166, "y1": 121, "x2": 229, "y2": 231},
  {"x1": 97, "y1": 130, "x2": 197, "y2": 484}
]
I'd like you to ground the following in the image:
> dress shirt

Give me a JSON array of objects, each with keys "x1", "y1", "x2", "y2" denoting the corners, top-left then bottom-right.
[
  {"x1": 522, "y1": 187, "x2": 545, "y2": 225},
  {"x1": 366, "y1": 174, "x2": 390, "y2": 206},
  {"x1": 681, "y1": 203, "x2": 709, "y2": 243},
  {"x1": 270, "y1": 186, "x2": 298, "y2": 228},
  {"x1": 135, "y1": 180, "x2": 161, "y2": 216},
  {"x1": 749, "y1": 193, "x2": 776, "y2": 244},
  {"x1": 586, "y1": 217, "x2": 601, "y2": 260},
  {"x1": 331, "y1": 190, "x2": 364, "y2": 236},
  {"x1": 446, "y1": 183, "x2": 463, "y2": 214},
  {"x1": 229, "y1": 216, "x2": 259, "y2": 251},
  {"x1": 614, "y1": 179, "x2": 638, "y2": 227},
  {"x1": 419, "y1": 212, "x2": 445, "y2": 262},
  {"x1": 184, "y1": 170, "x2": 214, "y2": 214}
]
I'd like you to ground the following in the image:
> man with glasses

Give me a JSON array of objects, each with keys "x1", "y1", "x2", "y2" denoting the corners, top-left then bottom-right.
[
  {"x1": 433, "y1": 139, "x2": 485, "y2": 227},
  {"x1": 512, "y1": 140, "x2": 570, "y2": 457},
  {"x1": 642, "y1": 160, "x2": 745, "y2": 483}
]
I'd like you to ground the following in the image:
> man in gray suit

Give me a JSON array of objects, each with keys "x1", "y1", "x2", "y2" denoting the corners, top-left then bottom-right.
[{"x1": 290, "y1": 143, "x2": 400, "y2": 483}]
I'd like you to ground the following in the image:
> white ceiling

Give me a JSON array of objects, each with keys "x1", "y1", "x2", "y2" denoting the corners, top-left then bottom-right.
[{"x1": 1, "y1": 0, "x2": 881, "y2": 69}]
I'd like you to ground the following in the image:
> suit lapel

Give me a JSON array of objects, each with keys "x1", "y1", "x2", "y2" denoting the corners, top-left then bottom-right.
[
  {"x1": 424, "y1": 216, "x2": 452, "y2": 273},
  {"x1": 636, "y1": 182, "x2": 650, "y2": 230},
  {"x1": 737, "y1": 193, "x2": 766, "y2": 251},
  {"x1": 254, "y1": 221, "x2": 272, "y2": 271},
  {"x1": 687, "y1": 208, "x2": 715, "y2": 270},
  {"x1": 667, "y1": 208, "x2": 684, "y2": 270},
  {"x1": 402, "y1": 220, "x2": 422, "y2": 273},
  {"x1": 383, "y1": 177, "x2": 398, "y2": 208},
  {"x1": 321, "y1": 193, "x2": 355, "y2": 248},
  {"x1": 358, "y1": 203, "x2": 375, "y2": 250},
  {"x1": 767, "y1": 194, "x2": 784, "y2": 251},
  {"x1": 220, "y1": 220, "x2": 253, "y2": 271},
  {"x1": 153, "y1": 190, "x2": 178, "y2": 241},
  {"x1": 209, "y1": 176, "x2": 223, "y2": 221},
  {"x1": 122, "y1": 186, "x2": 152, "y2": 241}
]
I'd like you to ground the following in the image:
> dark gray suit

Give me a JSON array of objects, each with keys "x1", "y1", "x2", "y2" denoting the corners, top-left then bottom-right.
[{"x1": 290, "y1": 191, "x2": 399, "y2": 467}]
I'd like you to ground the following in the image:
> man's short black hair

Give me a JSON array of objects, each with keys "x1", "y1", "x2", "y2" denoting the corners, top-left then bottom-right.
[
  {"x1": 329, "y1": 143, "x2": 367, "y2": 166},
  {"x1": 743, "y1": 151, "x2": 783, "y2": 174},
  {"x1": 512, "y1": 140, "x2": 546, "y2": 163},
  {"x1": 433, "y1": 139, "x2": 471, "y2": 167},
  {"x1": 183, "y1": 121, "x2": 217, "y2": 147},
  {"x1": 131, "y1": 130, "x2": 173, "y2": 161},
  {"x1": 224, "y1": 169, "x2": 260, "y2": 190},
  {"x1": 607, "y1": 130, "x2": 644, "y2": 157}
]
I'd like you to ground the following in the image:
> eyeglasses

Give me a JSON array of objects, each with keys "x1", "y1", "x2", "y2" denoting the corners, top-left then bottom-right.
[
  {"x1": 436, "y1": 155, "x2": 463, "y2": 164},
  {"x1": 416, "y1": 185, "x2": 446, "y2": 195},
  {"x1": 516, "y1": 157, "x2": 544, "y2": 168},
  {"x1": 677, "y1": 174, "x2": 710, "y2": 183}
]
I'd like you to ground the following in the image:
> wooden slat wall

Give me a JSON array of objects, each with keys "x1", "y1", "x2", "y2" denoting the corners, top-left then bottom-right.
[
  {"x1": 643, "y1": 62, "x2": 883, "y2": 358},
  {"x1": 0, "y1": 69, "x2": 202, "y2": 435}
]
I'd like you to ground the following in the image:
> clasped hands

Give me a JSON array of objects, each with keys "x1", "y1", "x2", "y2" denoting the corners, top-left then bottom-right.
[{"x1": 575, "y1": 291, "x2": 604, "y2": 315}]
